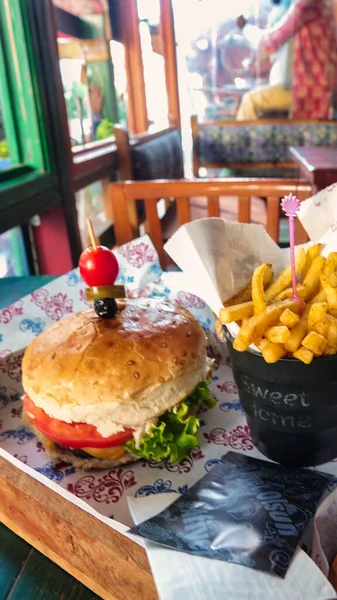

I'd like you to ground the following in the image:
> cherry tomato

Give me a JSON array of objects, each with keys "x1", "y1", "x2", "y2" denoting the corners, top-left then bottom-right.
[
  {"x1": 79, "y1": 246, "x2": 119, "y2": 287},
  {"x1": 23, "y1": 394, "x2": 133, "y2": 449}
]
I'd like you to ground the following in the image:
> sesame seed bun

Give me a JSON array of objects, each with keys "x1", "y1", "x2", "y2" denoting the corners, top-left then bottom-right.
[{"x1": 22, "y1": 298, "x2": 209, "y2": 430}]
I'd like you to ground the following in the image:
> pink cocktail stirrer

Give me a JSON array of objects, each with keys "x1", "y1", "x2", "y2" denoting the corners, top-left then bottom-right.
[{"x1": 281, "y1": 193, "x2": 302, "y2": 310}]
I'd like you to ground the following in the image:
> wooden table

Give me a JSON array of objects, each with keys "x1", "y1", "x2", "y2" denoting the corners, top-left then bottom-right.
[
  {"x1": 289, "y1": 146, "x2": 337, "y2": 192},
  {"x1": 0, "y1": 277, "x2": 56, "y2": 309},
  {"x1": 0, "y1": 277, "x2": 100, "y2": 599},
  {"x1": 0, "y1": 455, "x2": 157, "y2": 600},
  {"x1": 0, "y1": 523, "x2": 99, "y2": 599}
]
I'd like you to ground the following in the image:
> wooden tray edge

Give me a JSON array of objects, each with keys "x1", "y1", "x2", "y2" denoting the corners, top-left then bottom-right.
[{"x1": 0, "y1": 456, "x2": 158, "y2": 600}]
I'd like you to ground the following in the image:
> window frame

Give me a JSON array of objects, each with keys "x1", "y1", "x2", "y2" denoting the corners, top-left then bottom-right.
[
  {"x1": 0, "y1": 0, "x2": 49, "y2": 187},
  {"x1": 54, "y1": 4, "x2": 120, "y2": 190},
  {"x1": 0, "y1": 0, "x2": 83, "y2": 270}
]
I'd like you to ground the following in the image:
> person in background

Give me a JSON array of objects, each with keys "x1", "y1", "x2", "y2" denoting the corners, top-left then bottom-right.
[
  {"x1": 89, "y1": 83, "x2": 104, "y2": 138},
  {"x1": 268, "y1": 0, "x2": 292, "y2": 27},
  {"x1": 237, "y1": 0, "x2": 337, "y2": 120},
  {"x1": 236, "y1": 0, "x2": 293, "y2": 119}
]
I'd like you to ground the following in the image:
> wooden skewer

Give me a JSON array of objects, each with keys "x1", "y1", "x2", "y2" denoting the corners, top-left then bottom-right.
[{"x1": 86, "y1": 218, "x2": 97, "y2": 250}]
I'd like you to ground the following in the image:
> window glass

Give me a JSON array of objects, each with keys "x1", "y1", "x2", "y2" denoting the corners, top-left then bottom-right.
[
  {"x1": 137, "y1": 0, "x2": 169, "y2": 129},
  {"x1": 172, "y1": 0, "x2": 287, "y2": 120},
  {"x1": 0, "y1": 228, "x2": 29, "y2": 278},
  {"x1": 0, "y1": 0, "x2": 48, "y2": 180},
  {"x1": 76, "y1": 178, "x2": 112, "y2": 249},
  {"x1": 0, "y1": 104, "x2": 10, "y2": 171},
  {"x1": 54, "y1": 0, "x2": 118, "y2": 147}
]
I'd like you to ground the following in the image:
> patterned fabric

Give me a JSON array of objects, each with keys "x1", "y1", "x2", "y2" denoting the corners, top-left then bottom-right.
[
  {"x1": 199, "y1": 122, "x2": 337, "y2": 164},
  {"x1": 260, "y1": 0, "x2": 337, "y2": 119},
  {"x1": 132, "y1": 130, "x2": 184, "y2": 180}
]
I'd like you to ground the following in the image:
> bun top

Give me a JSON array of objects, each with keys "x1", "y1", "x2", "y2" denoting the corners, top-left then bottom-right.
[{"x1": 22, "y1": 298, "x2": 207, "y2": 417}]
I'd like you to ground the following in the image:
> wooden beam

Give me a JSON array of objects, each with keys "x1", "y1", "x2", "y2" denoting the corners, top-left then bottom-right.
[
  {"x1": 113, "y1": 178, "x2": 312, "y2": 200},
  {"x1": 160, "y1": 0, "x2": 180, "y2": 128},
  {"x1": 119, "y1": 0, "x2": 148, "y2": 133},
  {"x1": 114, "y1": 125, "x2": 134, "y2": 179},
  {"x1": 191, "y1": 115, "x2": 200, "y2": 176}
]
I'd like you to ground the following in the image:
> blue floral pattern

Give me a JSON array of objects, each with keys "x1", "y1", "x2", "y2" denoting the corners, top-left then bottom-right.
[
  {"x1": 0, "y1": 385, "x2": 20, "y2": 408},
  {"x1": 199, "y1": 317, "x2": 212, "y2": 330},
  {"x1": 148, "y1": 286, "x2": 172, "y2": 299},
  {"x1": 0, "y1": 425, "x2": 35, "y2": 444},
  {"x1": 149, "y1": 263, "x2": 163, "y2": 278},
  {"x1": 135, "y1": 478, "x2": 189, "y2": 497},
  {"x1": 116, "y1": 265, "x2": 135, "y2": 285},
  {"x1": 19, "y1": 318, "x2": 45, "y2": 335},
  {"x1": 204, "y1": 457, "x2": 226, "y2": 472},
  {"x1": 35, "y1": 461, "x2": 76, "y2": 482},
  {"x1": 220, "y1": 399, "x2": 245, "y2": 415},
  {"x1": 67, "y1": 271, "x2": 82, "y2": 286}
]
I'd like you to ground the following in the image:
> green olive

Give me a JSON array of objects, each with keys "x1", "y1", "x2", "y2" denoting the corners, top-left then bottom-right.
[{"x1": 85, "y1": 285, "x2": 126, "y2": 302}]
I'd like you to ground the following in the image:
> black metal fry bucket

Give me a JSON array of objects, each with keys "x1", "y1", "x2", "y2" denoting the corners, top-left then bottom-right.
[{"x1": 225, "y1": 329, "x2": 337, "y2": 467}]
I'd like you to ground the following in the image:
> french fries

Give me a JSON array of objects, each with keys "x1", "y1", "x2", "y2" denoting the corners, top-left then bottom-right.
[
  {"x1": 310, "y1": 289, "x2": 326, "y2": 304},
  {"x1": 302, "y1": 331, "x2": 327, "y2": 355},
  {"x1": 312, "y1": 319, "x2": 330, "y2": 338},
  {"x1": 223, "y1": 267, "x2": 273, "y2": 307},
  {"x1": 279, "y1": 308, "x2": 299, "y2": 329},
  {"x1": 323, "y1": 252, "x2": 337, "y2": 277},
  {"x1": 293, "y1": 346, "x2": 314, "y2": 364},
  {"x1": 327, "y1": 321, "x2": 337, "y2": 350},
  {"x1": 233, "y1": 300, "x2": 297, "y2": 352},
  {"x1": 265, "y1": 325, "x2": 291, "y2": 344},
  {"x1": 274, "y1": 284, "x2": 306, "y2": 302},
  {"x1": 284, "y1": 309, "x2": 309, "y2": 353},
  {"x1": 223, "y1": 282, "x2": 252, "y2": 307},
  {"x1": 259, "y1": 339, "x2": 285, "y2": 363},
  {"x1": 265, "y1": 249, "x2": 306, "y2": 303},
  {"x1": 302, "y1": 244, "x2": 322, "y2": 279},
  {"x1": 302, "y1": 256, "x2": 325, "y2": 300},
  {"x1": 307, "y1": 302, "x2": 328, "y2": 331},
  {"x1": 329, "y1": 273, "x2": 337, "y2": 288},
  {"x1": 252, "y1": 263, "x2": 271, "y2": 315},
  {"x1": 220, "y1": 301, "x2": 254, "y2": 324},
  {"x1": 220, "y1": 245, "x2": 337, "y2": 364},
  {"x1": 320, "y1": 274, "x2": 337, "y2": 317}
]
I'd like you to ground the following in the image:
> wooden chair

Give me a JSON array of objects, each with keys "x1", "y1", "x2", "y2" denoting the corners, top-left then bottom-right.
[
  {"x1": 191, "y1": 114, "x2": 336, "y2": 177},
  {"x1": 115, "y1": 125, "x2": 184, "y2": 181},
  {"x1": 114, "y1": 125, "x2": 184, "y2": 236},
  {"x1": 110, "y1": 178, "x2": 312, "y2": 269}
]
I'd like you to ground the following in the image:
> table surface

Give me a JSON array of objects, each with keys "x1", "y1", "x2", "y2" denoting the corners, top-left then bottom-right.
[
  {"x1": 0, "y1": 276, "x2": 98, "y2": 599},
  {"x1": 0, "y1": 276, "x2": 57, "y2": 310},
  {"x1": 289, "y1": 146, "x2": 337, "y2": 172},
  {"x1": 0, "y1": 523, "x2": 99, "y2": 600}
]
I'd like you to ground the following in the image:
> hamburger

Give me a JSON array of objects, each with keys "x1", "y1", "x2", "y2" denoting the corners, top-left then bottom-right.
[{"x1": 22, "y1": 298, "x2": 214, "y2": 470}]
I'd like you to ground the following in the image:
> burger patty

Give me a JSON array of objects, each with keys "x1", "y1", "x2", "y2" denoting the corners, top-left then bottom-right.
[
  {"x1": 23, "y1": 410, "x2": 139, "y2": 471},
  {"x1": 47, "y1": 443, "x2": 139, "y2": 471}
]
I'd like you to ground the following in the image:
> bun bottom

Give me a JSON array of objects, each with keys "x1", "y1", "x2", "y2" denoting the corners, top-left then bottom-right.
[{"x1": 23, "y1": 410, "x2": 139, "y2": 471}]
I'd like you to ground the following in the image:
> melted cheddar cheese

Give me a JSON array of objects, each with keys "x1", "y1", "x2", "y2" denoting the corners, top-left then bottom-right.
[{"x1": 81, "y1": 446, "x2": 126, "y2": 460}]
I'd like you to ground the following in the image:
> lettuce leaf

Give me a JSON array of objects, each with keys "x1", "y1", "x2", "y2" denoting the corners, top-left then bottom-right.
[{"x1": 125, "y1": 380, "x2": 216, "y2": 463}]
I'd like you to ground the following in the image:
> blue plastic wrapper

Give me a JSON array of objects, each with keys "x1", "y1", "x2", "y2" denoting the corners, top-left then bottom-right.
[{"x1": 129, "y1": 452, "x2": 333, "y2": 577}]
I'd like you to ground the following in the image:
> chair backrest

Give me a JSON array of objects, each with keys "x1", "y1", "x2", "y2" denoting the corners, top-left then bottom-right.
[
  {"x1": 191, "y1": 114, "x2": 337, "y2": 176},
  {"x1": 110, "y1": 178, "x2": 312, "y2": 269},
  {"x1": 115, "y1": 125, "x2": 184, "y2": 181}
]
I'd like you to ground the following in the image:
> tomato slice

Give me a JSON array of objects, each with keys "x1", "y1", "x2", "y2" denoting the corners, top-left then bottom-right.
[{"x1": 23, "y1": 394, "x2": 134, "y2": 449}]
